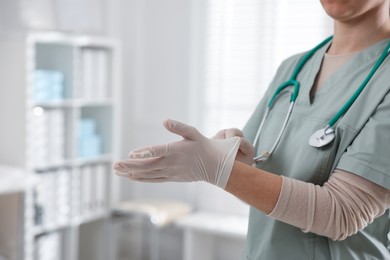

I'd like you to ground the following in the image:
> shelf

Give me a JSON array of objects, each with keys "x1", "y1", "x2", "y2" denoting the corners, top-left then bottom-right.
[
  {"x1": 72, "y1": 210, "x2": 108, "y2": 226},
  {"x1": 32, "y1": 154, "x2": 113, "y2": 171},
  {"x1": 33, "y1": 99, "x2": 114, "y2": 109},
  {"x1": 33, "y1": 220, "x2": 71, "y2": 236},
  {"x1": 33, "y1": 159, "x2": 74, "y2": 171},
  {"x1": 33, "y1": 210, "x2": 108, "y2": 236},
  {"x1": 32, "y1": 100, "x2": 75, "y2": 108},
  {"x1": 73, "y1": 154, "x2": 113, "y2": 166},
  {"x1": 28, "y1": 32, "x2": 118, "y2": 49},
  {"x1": 76, "y1": 99, "x2": 114, "y2": 107}
]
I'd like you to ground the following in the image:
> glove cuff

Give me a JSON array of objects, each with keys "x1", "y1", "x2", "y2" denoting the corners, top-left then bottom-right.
[{"x1": 214, "y1": 137, "x2": 241, "y2": 189}]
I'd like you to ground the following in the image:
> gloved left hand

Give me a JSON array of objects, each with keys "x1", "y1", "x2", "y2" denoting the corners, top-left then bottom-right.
[
  {"x1": 114, "y1": 119, "x2": 240, "y2": 189},
  {"x1": 212, "y1": 128, "x2": 254, "y2": 165}
]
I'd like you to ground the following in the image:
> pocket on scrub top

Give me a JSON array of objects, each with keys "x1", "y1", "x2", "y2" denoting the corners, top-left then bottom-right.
[{"x1": 255, "y1": 112, "x2": 338, "y2": 185}]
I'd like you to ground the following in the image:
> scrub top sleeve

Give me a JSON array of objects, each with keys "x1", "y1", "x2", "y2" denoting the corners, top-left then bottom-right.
[{"x1": 337, "y1": 92, "x2": 390, "y2": 190}]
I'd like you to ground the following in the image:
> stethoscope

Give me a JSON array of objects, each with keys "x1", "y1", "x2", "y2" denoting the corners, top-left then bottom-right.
[{"x1": 253, "y1": 36, "x2": 390, "y2": 162}]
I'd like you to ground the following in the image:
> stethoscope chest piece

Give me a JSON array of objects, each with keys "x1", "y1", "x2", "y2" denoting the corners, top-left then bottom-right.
[{"x1": 309, "y1": 127, "x2": 335, "y2": 148}]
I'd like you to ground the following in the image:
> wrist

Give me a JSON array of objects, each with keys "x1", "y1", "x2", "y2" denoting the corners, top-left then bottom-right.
[
  {"x1": 225, "y1": 161, "x2": 282, "y2": 214},
  {"x1": 214, "y1": 137, "x2": 241, "y2": 188}
]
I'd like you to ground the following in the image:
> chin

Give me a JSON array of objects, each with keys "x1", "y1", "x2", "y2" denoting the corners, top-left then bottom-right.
[{"x1": 320, "y1": 0, "x2": 356, "y2": 20}]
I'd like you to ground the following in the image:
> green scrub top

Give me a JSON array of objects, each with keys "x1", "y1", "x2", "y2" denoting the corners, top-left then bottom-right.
[{"x1": 242, "y1": 38, "x2": 390, "y2": 260}]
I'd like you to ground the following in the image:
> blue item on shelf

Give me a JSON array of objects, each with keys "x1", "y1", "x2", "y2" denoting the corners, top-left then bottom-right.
[
  {"x1": 78, "y1": 118, "x2": 102, "y2": 157},
  {"x1": 79, "y1": 118, "x2": 96, "y2": 137},
  {"x1": 79, "y1": 135, "x2": 102, "y2": 157},
  {"x1": 34, "y1": 70, "x2": 65, "y2": 101}
]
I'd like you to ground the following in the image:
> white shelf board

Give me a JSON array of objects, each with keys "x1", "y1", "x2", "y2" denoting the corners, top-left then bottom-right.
[
  {"x1": 33, "y1": 220, "x2": 71, "y2": 236},
  {"x1": 33, "y1": 158, "x2": 75, "y2": 171},
  {"x1": 27, "y1": 32, "x2": 118, "y2": 48},
  {"x1": 33, "y1": 211, "x2": 109, "y2": 236},
  {"x1": 72, "y1": 210, "x2": 108, "y2": 225},
  {"x1": 73, "y1": 154, "x2": 113, "y2": 166},
  {"x1": 33, "y1": 99, "x2": 113, "y2": 109},
  {"x1": 33, "y1": 154, "x2": 113, "y2": 171}
]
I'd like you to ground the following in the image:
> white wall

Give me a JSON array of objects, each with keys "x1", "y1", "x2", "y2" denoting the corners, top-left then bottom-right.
[
  {"x1": 107, "y1": 1, "x2": 212, "y2": 259},
  {"x1": 107, "y1": 1, "x2": 251, "y2": 259},
  {"x1": 107, "y1": 0, "x2": 201, "y2": 205},
  {"x1": 108, "y1": 0, "x2": 251, "y2": 221}
]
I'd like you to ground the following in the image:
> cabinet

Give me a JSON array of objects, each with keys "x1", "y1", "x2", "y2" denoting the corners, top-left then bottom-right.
[
  {"x1": 0, "y1": 165, "x2": 36, "y2": 260},
  {"x1": 0, "y1": 32, "x2": 121, "y2": 260}
]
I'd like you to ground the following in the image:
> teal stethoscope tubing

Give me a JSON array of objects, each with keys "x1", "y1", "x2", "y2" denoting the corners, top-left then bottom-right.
[{"x1": 253, "y1": 36, "x2": 390, "y2": 162}]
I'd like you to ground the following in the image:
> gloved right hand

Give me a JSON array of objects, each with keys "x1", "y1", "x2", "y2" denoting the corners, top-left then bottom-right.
[
  {"x1": 114, "y1": 119, "x2": 241, "y2": 189},
  {"x1": 212, "y1": 128, "x2": 254, "y2": 165}
]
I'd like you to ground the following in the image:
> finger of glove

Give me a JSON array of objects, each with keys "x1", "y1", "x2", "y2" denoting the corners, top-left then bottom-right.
[
  {"x1": 128, "y1": 144, "x2": 168, "y2": 159},
  {"x1": 130, "y1": 169, "x2": 170, "y2": 180},
  {"x1": 224, "y1": 128, "x2": 245, "y2": 138},
  {"x1": 123, "y1": 170, "x2": 192, "y2": 183},
  {"x1": 114, "y1": 157, "x2": 166, "y2": 174},
  {"x1": 212, "y1": 129, "x2": 226, "y2": 139},
  {"x1": 239, "y1": 137, "x2": 255, "y2": 155},
  {"x1": 212, "y1": 128, "x2": 244, "y2": 139},
  {"x1": 130, "y1": 177, "x2": 169, "y2": 183},
  {"x1": 115, "y1": 166, "x2": 169, "y2": 182},
  {"x1": 115, "y1": 168, "x2": 169, "y2": 180},
  {"x1": 163, "y1": 119, "x2": 204, "y2": 141}
]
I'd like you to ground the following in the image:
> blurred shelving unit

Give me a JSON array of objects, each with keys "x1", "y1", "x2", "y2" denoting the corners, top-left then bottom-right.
[{"x1": 0, "y1": 31, "x2": 121, "y2": 260}]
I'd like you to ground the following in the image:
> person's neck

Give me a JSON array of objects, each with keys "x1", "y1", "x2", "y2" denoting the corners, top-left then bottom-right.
[{"x1": 328, "y1": 8, "x2": 390, "y2": 55}]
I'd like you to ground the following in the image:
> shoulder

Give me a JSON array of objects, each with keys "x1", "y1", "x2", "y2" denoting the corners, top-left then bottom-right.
[
  {"x1": 275, "y1": 52, "x2": 306, "y2": 78},
  {"x1": 280, "y1": 52, "x2": 305, "y2": 67},
  {"x1": 268, "y1": 52, "x2": 307, "y2": 90}
]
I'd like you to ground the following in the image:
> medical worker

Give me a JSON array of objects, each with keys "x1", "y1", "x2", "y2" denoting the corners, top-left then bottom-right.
[{"x1": 115, "y1": 0, "x2": 390, "y2": 259}]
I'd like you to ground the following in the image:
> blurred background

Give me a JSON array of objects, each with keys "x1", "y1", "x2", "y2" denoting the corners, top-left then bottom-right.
[{"x1": 0, "y1": 0, "x2": 332, "y2": 260}]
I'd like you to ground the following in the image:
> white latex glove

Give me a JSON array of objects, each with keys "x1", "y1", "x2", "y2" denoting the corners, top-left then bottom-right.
[
  {"x1": 114, "y1": 119, "x2": 240, "y2": 189},
  {"x1": 212, "y1": 128, "x2": 254, "y2": 165}
]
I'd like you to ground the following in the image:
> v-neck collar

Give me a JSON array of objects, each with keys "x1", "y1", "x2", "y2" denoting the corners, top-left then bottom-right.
[
  {"x1": 296, "y1": 40, "x2": 331, "y2": 107},
  {"x1": 296, "y1": 37, "x2": 390, "y2": 107}
]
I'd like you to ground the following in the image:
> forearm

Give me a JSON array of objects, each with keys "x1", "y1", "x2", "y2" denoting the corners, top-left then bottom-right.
[
  {"x1": 270, "y1": 170, "x2": 390, "y2": 240},
  {"x1": 225, "y1": 160, "x2": 282, "y2": 214},
  {"x1": 226, "y1": 162, "x2": 390, "y2": 240}
]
